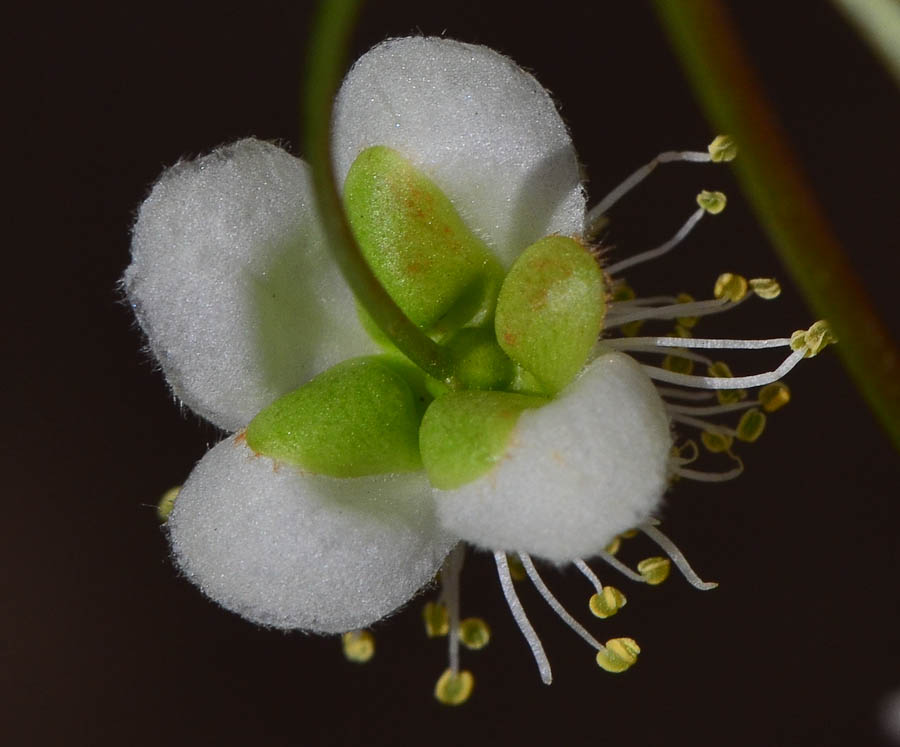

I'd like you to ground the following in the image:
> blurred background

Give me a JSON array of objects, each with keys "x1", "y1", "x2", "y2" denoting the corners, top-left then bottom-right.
[{"x1": 8, "y1": 1, "x2": 899, "y2": 744}]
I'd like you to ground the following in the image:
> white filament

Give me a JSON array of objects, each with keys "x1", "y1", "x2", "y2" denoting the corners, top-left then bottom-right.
[
  {"x1": 494, "y1": 552, "x2": 552, "y2": 685},
  {"x1": 586, "y1": 149, "x2": 712, "y2": 235},
  {"x1": 598, "y1": 551, "x2": 647, "y2": 583},
  {"x1": 605, "y1": 297, "x2": 737, "y2": 327},
  {"x1": 604, "y1": 335, "x2": 792, "y2": 351},
  {"x1": 640, "y1": 524, "x2": 718, "y2": 590},
  {"x1": 441, "y1": 544, "x2": 465, "y2": 674},
  {"x1": 574, "y1": 558, "x2": 605, "y2": 595},
  {"x1": 605, "y1": 208, "x2": 705, "y2": 276},
  {"x1": 520, "y1": 554, "x2": 604, "y2": 652},
  {"x1": 643, "y1": 348, "x2": 806, "y2": 389}
]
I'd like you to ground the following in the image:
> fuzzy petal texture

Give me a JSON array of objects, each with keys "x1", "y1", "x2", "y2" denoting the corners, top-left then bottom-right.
[
  {"x1": 332, "y1": 37, "x2": 586, "y2": 267},
  {"x1": 125, "y1": 138, "x2": 376, "y2": 432},
  {"x1": 168, "y1": 437, "x2": 456, "y2": 633},
  {"x1": 435, "y1": 350, "x2": 672, "y2": 564}
]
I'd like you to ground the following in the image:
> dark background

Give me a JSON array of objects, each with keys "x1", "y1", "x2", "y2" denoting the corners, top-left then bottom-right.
[{"x1": 8, "y1": 1, "x2": 899, "y2": 745}]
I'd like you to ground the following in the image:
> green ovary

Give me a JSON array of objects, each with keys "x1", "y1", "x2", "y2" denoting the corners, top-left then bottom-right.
[{"x1": 246, "y1": 356, "x2": 425, "y2": 476}]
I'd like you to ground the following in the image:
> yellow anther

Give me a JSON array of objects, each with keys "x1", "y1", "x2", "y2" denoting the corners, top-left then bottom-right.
[
  {"x1": 596, "y1": 638, "x2": 641, "y2": 673},
  {"x1": 701, "y1": 430, "x2": 733, "y2": 453},
  {"x1": 675, "y1": 293, "x2": 699, "y2": 328},
  {"x1": 423, "y1": 601, "x2": 449, "y2": 637},
  {"x1": 707, "y1": 360, "x2": 748, "y2": 404},
  {"x1": 663, "y1": 352, "x2": 694, "y2": 375},
  {"x1": 708, "y1": 134, "x2": 738, "y2": 162},
  {"x1": 697, "y1": 190, "x2": 727, "y2": 214},
  {"x1": 157, "y1": 486, "x2": 180, "y2": 522},
  {"x1": 759, "y1": 382, "x2": 791, "y2": 412},
  {"x1": 713, "y1": 272, "x2": 748, "y2": 302},
  {"x1": 749, "y1": 277, "x2": 781, "y2": 299},
  {"x1": 791, "y1": 320, "x2": 837, "y2": 358},
  {"x1": 637, "y1": 557, "x2": 671, "y2": 585},
  {"x1": 604, "y1": 536, "x2": 622, "y2": 555},
  {"x1": 673, "y1": 323, "x2": 693, "y2": 338},
  {"x1": 342, "y1": 630, "x2": 375, "y2": 663},
  {"x1": 434, "y1": 668, "x2": 474, "y2": 705},
  {"x1": 620, "y1": 529, "x2": 639, "y2": 539},
  {"x1": 506, "y1": 554, "x2": 526, "y2": 582},
  {"x1": 589, "y1": 586, "x2": 627, "y2": 619},
  {"x1": 459, "y1": 618, "x2": 491, "y2": 650},
  {"x1": 611, "y1": 283, "x2": 636, "y2": 303},
  {"x1": 736, "y1": 408, "x2": 766, "y2": 443}
]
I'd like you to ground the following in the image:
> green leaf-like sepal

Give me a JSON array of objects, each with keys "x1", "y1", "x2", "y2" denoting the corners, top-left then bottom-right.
[
  {"x1": 343, "y1": 146, "x2": 504, "y2": 337},
  {"x1": 494, "y1": 235, "x2": 606, "y2": 394},
  {"x1": 420, "y1": 391, "x2": 547, "y2": 489},
  {"x1": 246, "y1": 356, "x2": 426, "y2": 476}
]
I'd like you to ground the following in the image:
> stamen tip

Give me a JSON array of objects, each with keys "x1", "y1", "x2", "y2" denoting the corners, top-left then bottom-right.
[
  {"x1": 697, "y1": 190, "x2": 727, "y2": 214},
  {"x1": 708, "y1": 135, "x2": 738, "y2": 162}
]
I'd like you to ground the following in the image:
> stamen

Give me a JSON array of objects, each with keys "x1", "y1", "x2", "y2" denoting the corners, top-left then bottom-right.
[
  {"x1": 655, "y1": 386, "x2": 715, "y2": 401},
  {"x1": 605, "y1": 297, "x2": 741, "y2": 327},
  {"x1": 669, "y1": 412, "x2": 736, "y2": 434},
  {"x1": 494, "y1": 551, "x2": 552, "y2": 685},
  {"x1": 440, "y1": 543, "x2": 465, "y2": 673},
  {"x1": 605, "y1": 207, "x2": 704, "y2": 275},
  {"x1": 676, "y1": 463, "x2": 745, "y2": 482},
  {"x1": 520, "y1": 554, "x2": 604, "y2": 652},
  {"x1": 574, "y1": 558, "x2": 605, "y2": 594},
  {"x1": 598, "y1": 551, "x2": 647, "y2": 583},
  {"x1": 759, "y1": 381, "x2": 791, "y2": 412},
  {"x1": 609, "y1": 295, "x2": 680, "y2": 307},
  {"x1": 585, "y1": 149, "x2": 713, "y2": 236},
  {"x1": 666, "y1": 400, "x2": 758, "y2": 416},
  {"x1": 640, "y1": 524, "x2": 718, "y2": 590},
  {"x1": 423, "y1": 601, "x2": 450, "y2": 637},
  {"x1": 642, "y1": 347, "x2": 807, "y2": 389},
  {"x1": 604, "y1": 335, "x2": 792, "y2": 351},
  {"x1": 614, "y1": 343, "x2": 713, "y2": 365},
  {"x1": 342, "y1": 630, "x2": 375, "y2": 663},
  {"x1": 636, "y1": 557, "x2": 672, "y2": 585},
  {"x1": 672, "y1": 439, "x2": 700, "y2": 466}
]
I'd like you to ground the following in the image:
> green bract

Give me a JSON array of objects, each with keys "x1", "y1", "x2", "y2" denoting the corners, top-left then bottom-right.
[
  {"x1": 343, "y1": 146, "x2": 505, "y2": 339},
  {"x1": 419, "y1": 391, "x2": 548, "y2": 489},
  {"x1": 246, "y1": 356, "x2": 425, "y2": 476},
  {"x1": 495, "y1": 235, "x2": 606, "y2": 394}
]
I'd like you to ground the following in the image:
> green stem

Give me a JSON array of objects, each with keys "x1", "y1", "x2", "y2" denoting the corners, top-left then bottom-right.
[
  {"x1": 302, "y1": 0, "x2": 458, "y2": 386},
  {"x1": 654, "y1": 0, "x2": 900, "y2": 450}
]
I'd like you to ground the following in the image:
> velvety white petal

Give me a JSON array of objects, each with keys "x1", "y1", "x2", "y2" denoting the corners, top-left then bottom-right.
[
  {"x1": 333, "y1": 37, "x2": 586, "y2": 267},
  {"x1": 168, "y1": 437, "x2": 456, "y2": 633},
  {"x1": 125, "y1": 138, "x2": 376, "y2": 432},
  {"x1": 436, "y1": 351, "x2": 672, "y2": 564}
]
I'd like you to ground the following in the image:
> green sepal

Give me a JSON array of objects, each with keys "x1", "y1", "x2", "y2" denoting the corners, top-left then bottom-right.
[
  {"x1": 343, "y1": 146, "x2": 504, "y2": 336},
  {"x1": 246, "y1": 356, "x2": 425, "y2": 476},
  {"x1": 495, "y1": 235, "x2": 606, "y2": 394},
  {"x1": 420, "y1": 391, "x2": 548, "y2": 490}
]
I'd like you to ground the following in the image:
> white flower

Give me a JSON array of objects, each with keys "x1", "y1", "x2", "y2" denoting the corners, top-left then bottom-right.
[{"x1": 126, "y1": 36, "x2": 831, "y2": 696}]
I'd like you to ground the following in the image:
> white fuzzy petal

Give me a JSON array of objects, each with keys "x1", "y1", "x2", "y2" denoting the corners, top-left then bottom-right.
[
  {"x1": 125, "y1": 139, "x2": 376, "y2": 431},
  {"x1": 436, "y1": 351, "x2": 672, "y2": 564},
  {"x1": 168, "y1": 437, "x2": 456, "y2": 633},
  {"x1": 333, "y1": 37, "x2": 586, "y2": 267}
]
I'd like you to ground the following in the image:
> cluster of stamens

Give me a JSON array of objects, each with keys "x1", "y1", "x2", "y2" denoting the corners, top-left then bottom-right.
[{"x1": 333, "y1": 134, "x2": 835, "y2": 704}]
